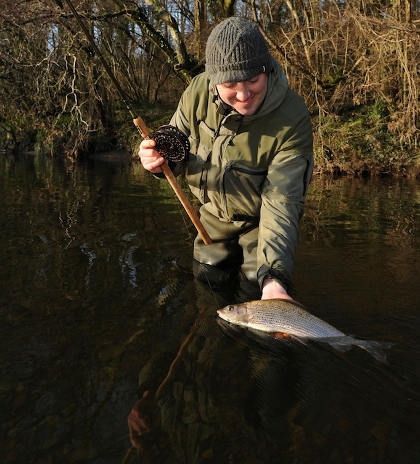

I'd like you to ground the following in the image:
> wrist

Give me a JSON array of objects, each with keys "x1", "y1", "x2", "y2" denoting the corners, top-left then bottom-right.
[{"x1": 261, "y1": 278, "x2": 290, "y2": 300}]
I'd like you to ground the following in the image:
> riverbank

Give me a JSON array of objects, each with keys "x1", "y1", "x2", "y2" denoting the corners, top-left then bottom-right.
[
  {"x1": 100, "y1": 103, "x2": 420, "y2": 178},
  {"x1": 1, "y1": 103, "x2": 418, "y2": 177},
  {"x1": 312, "y1": 103, "x2": 419, "y2": 177}
]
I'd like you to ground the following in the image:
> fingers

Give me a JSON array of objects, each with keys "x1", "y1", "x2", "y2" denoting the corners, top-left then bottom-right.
[
  {"x1": 138, "y1": 138, "x2": 165, "y2": 173},
  {"x1": 140, "y1": 138, "x2": 156, "y2": 150},
  {"x1": 127, "y1": 406, "x2": 150, "y2": 448}
]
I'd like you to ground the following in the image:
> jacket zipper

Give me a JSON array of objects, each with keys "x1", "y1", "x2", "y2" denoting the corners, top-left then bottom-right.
[{"x1": 226, "y1": 164, "x2": 268, "y2": 176}]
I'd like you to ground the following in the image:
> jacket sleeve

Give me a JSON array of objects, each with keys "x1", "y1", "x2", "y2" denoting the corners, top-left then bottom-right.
[
  {"x1": 257, "y1": 114, "x2": 313, "y2": 290},
  {"x1": 170, "y1": 87, "x2": 191, "y2": 137}
]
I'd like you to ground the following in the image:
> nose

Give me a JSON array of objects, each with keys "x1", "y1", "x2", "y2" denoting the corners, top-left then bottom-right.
[{"x1": 236, "y1": 83, "x2": 251, "y2": 101}]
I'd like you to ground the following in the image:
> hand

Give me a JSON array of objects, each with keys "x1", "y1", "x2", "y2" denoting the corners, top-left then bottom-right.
[
  {"x1": 261, "y1": 278, "x2": 294, "y2": 301},
  {"x1": 138, "y1": 138, "x2": 165, "y2": 174},
  {"x1": 127, "y1": 392, "x2": 151, "y2": 449}
]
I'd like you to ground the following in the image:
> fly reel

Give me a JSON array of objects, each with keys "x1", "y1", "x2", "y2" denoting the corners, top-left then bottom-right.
[{"x1": 152, "y1": 125, "x2": 190, "y2": 163}]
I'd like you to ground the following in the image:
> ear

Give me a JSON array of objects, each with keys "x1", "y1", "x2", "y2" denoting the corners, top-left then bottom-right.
[{"x1": 210, "y1": 83, "x2": 219, "y2": 100}]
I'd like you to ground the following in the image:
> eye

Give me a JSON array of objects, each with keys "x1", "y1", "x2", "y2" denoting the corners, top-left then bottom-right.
[
  {"x1": 227, "y1": 305, "x2": 234, "y2": 311},
  {"x1": 221, "y1": 82, "x2": 235, "y2": 89}
]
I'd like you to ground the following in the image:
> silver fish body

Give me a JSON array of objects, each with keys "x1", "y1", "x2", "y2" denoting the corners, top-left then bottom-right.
[
  {"x1": 217, "y1": 299, "x2": 390, "y2": 363},
  {"x1": 217, "y1": 299, "x2": 344, "y2": 338}
]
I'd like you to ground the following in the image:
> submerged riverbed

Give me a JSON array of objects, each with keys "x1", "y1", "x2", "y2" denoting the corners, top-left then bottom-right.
[{"x1": 1, "y1": 152, "x2": 419, "y2": 463}]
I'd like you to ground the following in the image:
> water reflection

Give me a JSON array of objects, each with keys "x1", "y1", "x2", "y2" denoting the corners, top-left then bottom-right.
[
  {"x1": 126, "y1": 282, "x2": 298, "y2": 464},
  {"x1": 1, "y1": 153, "x2": 419, "y2": 463},
  {"x1": 126, "y1": 280, "x2": 420, "y2": 464}
]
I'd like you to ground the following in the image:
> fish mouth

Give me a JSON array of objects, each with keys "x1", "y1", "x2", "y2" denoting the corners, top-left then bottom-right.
[
  {"x1": 217, "y1": 309, "x2": 234, "y2": 324},
  {"x1": 216, "y1": 309, "x2": 227, "y2": 320}
]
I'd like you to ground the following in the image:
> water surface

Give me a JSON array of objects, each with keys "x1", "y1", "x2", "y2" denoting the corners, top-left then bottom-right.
[{"x1": 1, "y1": 153, "x2": 419, "y2": 463}]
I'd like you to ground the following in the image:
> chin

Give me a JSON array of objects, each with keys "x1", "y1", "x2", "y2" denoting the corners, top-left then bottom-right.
[
  {"x1": 233, "y1": 99, "x2": 263, "y2": 115},
  {"x1": 235, "y1": 106, "x2": 257, "y2": 116}
]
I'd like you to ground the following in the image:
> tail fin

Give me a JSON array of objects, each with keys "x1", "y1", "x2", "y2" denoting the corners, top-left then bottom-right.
[
  {"x1": 320, "y1": 336, "x2": 393, "y2": 363},
  {"x1": 353, "y1": 339, "x2": 393, "y2": 364}
]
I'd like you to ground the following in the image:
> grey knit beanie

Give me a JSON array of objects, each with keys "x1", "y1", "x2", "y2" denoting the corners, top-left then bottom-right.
[{"x1": 205, "y1": 17, "x2": 274, "y2": 86}]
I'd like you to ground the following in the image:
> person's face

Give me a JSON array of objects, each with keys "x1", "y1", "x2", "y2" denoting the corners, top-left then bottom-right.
[{"x1": 216, "y1": 73, "x2": 268, "y2": 116}]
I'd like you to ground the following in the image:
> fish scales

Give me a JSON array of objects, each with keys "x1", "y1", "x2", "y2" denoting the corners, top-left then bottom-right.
[{"x1": 217, "y1": 299, "x2": 345, "y2": 338}]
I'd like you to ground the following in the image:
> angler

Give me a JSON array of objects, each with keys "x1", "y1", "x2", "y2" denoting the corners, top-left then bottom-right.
[{"x1": 139, "y1": 17, "x2": 314, "y2": 300}]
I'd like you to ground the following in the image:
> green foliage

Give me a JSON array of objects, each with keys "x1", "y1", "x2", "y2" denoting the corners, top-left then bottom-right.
[
  {"x1": 323, "y1": 65, "x2": 344, "y2": 88},
  {"x1": 0, "y1": 0, "x2": 417, "y2": 175},
  {"x1": 314, "y1": 102, "x2": 419, "y2": 176}
]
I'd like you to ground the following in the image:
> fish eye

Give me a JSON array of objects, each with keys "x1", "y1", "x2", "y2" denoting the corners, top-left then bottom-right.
[{"x1": 227, "y1": 305, "x2": 234, "y2": 311}]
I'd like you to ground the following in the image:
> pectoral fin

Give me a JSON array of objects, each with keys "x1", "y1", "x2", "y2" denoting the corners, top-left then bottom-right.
[
  {"x1": 270, "y1": 332, "x2": 307, "y2": 345},
  {"x1": 271, "y1": 332, "x2": 292, "y2": 339}
]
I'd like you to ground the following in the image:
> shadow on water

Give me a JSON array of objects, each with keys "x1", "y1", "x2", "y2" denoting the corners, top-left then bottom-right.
[{"x1": 1, "y1": 153, "x2": 420, "y2": 463}]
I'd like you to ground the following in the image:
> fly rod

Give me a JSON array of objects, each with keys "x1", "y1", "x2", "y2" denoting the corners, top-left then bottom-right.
[{"x1": 56, "y1": 0, "x2": 212, "y2": 245}]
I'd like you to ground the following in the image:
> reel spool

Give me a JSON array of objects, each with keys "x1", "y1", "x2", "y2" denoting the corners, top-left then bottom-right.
[{"x1": 152, "y1": 125, "x2": 190, "y2": 163}]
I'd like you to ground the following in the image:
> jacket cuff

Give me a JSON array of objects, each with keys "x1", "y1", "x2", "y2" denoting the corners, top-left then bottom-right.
[
  {"x1": 152, "y1": 172, "x2": 166, "y2": 179},
  {"x1": 151, "y1": 160, "x2": 179, "y2": 179},
  {"x1": 257, "y1": 265, "x2": 291, "y2": 292}
]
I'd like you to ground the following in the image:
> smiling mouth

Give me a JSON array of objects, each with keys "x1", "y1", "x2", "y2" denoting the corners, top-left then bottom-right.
[{"x1": 236, "y1": 99, "x2": 254, "y2": 107}]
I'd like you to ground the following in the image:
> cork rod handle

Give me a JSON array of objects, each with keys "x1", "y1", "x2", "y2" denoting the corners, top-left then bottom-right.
[{"x1": 133, "y1": 117, "x2": 212, "y2": 246}]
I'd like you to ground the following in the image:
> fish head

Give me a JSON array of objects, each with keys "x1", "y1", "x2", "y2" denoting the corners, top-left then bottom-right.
[{"x1": 217, "y1": 303, "x2": 249, "y2": 325}]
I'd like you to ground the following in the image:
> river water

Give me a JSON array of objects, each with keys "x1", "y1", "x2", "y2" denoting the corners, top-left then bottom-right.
[{"x1": 1, "y1": 152, "x2": 419, "y2": 463}]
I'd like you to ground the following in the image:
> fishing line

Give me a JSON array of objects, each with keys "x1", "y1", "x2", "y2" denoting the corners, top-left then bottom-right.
[{"x1": 176, "y1": 201, "x2": 195, "y2": 243}]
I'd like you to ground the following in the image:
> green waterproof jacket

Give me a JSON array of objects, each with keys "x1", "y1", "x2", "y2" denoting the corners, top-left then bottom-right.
[{"x1": 169, "y1": 61, "x2": 313, "y2": 288}]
